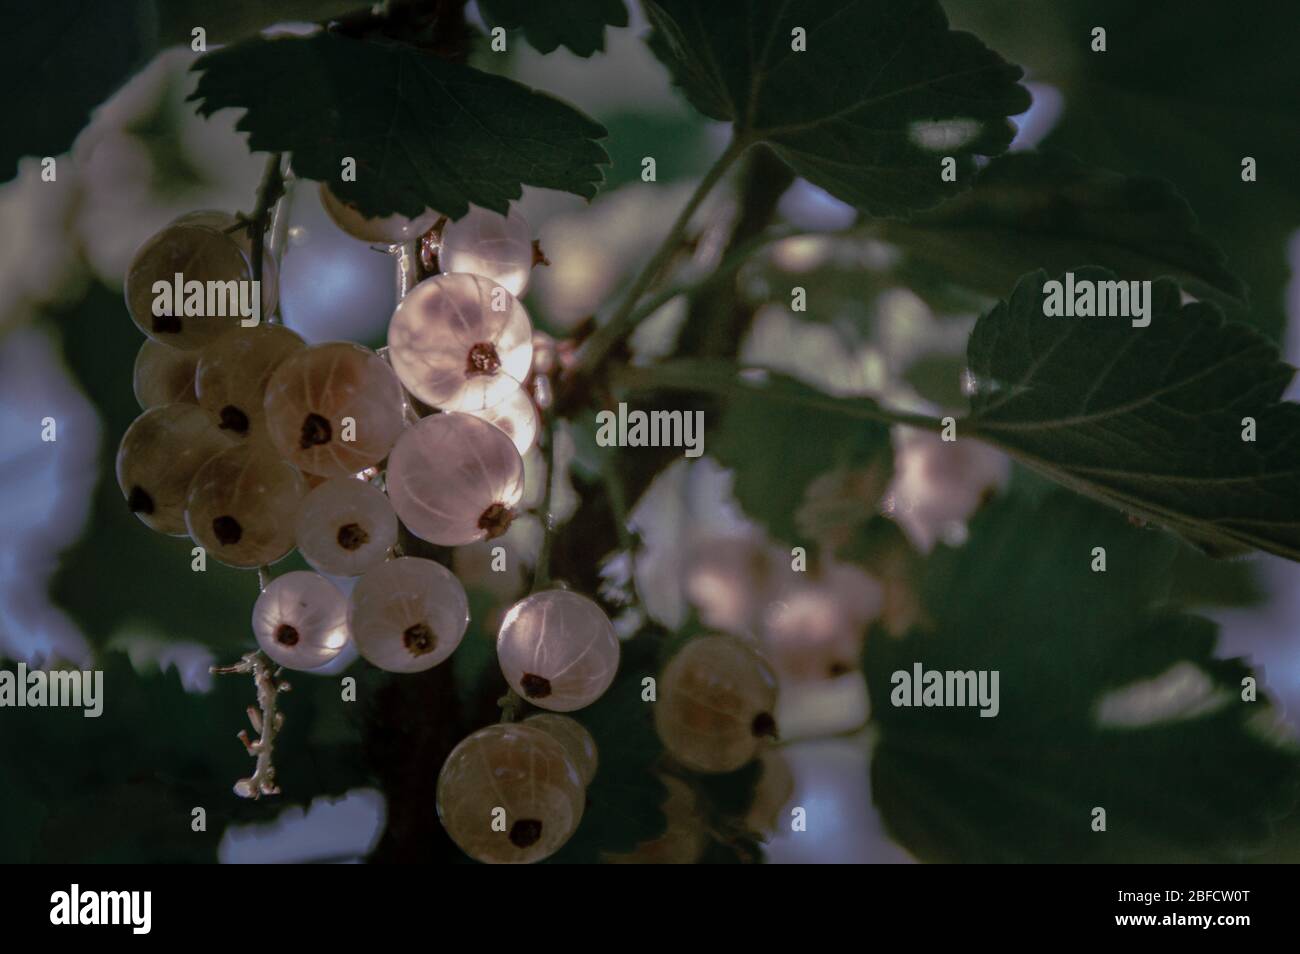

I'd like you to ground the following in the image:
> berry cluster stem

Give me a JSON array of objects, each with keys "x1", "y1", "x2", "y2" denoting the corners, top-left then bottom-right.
[
  {"x1": 249, "y1": 153, "x2": 285, "y2": 289},
  {"x1": 211, "y1": 650, "x2": 291, "y2": 799},
  {"x1": 530, "y1": 408, "x2": 558, "y2": 593}
]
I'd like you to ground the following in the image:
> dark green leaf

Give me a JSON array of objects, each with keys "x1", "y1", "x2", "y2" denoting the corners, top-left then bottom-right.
[
  {"x1": 478, "y1": 0, "x2": 628, "y2": 57},
  {"x1": 189, "y1": 31, "x2": 609, "y2": 219},
  {"x1": 964, "y1": 268, "x2": 1300, "y2": 562},
  {"x1": 0, "y1": 0, "x2": 155, "y2": 180},
  {"x1": 643, "y1": 0, "x2": 1030, "y2": 216},
  {"x1": 879, "y1": 150, "x2": 1246, "y2": 307},
  {"x1": 944, "y1": 0, "x2": 1300, "y2": 339},
  {"x1": 866, "y1": 492, "x2": 1300, "y2": 862},
  {"x1": 620, "y1": 360, "x2": 894, "y2": 545}
]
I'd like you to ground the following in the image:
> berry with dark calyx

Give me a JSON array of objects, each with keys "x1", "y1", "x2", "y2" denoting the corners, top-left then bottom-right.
[
  {"x1": 348, "y1": 557, "x2": 468, "y2": 673},
  {"x1": 497, "y1": 590, "x2": 620, "y2": 713},
  {"x1": 252, "y1": 571, "x2": 350, "y2": 670},
  {"x1": 116, "y1": 404, "x2": 233, "y2": 535},
  {"x1": 654, "y1": 634, "x2": 779, "y2": 773},
  {"x1": 185, "y1": 442, "x2": 306, "y2": 566},
  {"x1": 385, "y1": 413, "x2": 525, "y2": 547},
  {"x1": 436, "y1": 723, "x2": 584, "y2": 864},
  {"x1": 263, "y1": 341, "x2": 404, "y2": 477},
  {"x1": 386, "y1": 273, "x2": 533, "y2": 412}
]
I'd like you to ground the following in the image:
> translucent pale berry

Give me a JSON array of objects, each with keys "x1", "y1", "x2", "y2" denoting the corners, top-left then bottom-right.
[
  {"x1": 170, "y1": 209, "x2": 279, "y2": 313},
  {"x1": 524, "y1": 714, "x2": 599, "y2": 786},
  {"x1": 252, "y1": 571, "x2": 350, "y2": 670},
  {"x1": 116, "y1": 404, "x2": 233, "y2": 535},
  {"x1": 386, "y1": 273, "x2": 533, "y2": 412},
  {"x1": 466, "y1": 385, "x2": 540, "y2": 454},
  {"x1": 295, "y1": 477, "x2": 398, "y2": 577},
  {"x1": 124, "y1": 221, "x2": 270, "y2": 350},
  {"x1": 438, "y1": 205, "x2": 535, "y2": 298},
  {"x1": 196, "y1": 324, "x2": 305, "y2": 440},
  {"x1": 654, "y1": 634, "x2": 779, "y2": 773},
  {"x1": 497, "y1": 590, "x2": 619, "y2": 712},
  {"x1": 437, "y1": 723, "x2": 584, "y2": 864},
  {"x1": 184, "y1": 442, "x2": 306, "y2": 566},
  {"x1": 318, "y1": 183, "x2": 440, "y2": 245},
  {"x1": 132, "y1": 339, "x2": 199, "y2": 409},
  {"x1": 263, "y1": 341, "x2": 405, "y2": 476},
  {"x1": 348, "y1": 557, "x2": 469, "y2": 672},
  {"x1": 385, "y1": 413, "x2": 524, "y2": 546}
]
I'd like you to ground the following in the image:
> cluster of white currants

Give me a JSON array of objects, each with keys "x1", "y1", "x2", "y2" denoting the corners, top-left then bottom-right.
[
  {"x1": 116, "y1": 190, "x2": 627, "y2": 861},
  {"x1": 116, "y1": 187, "x2": 786, "y2": 863}
]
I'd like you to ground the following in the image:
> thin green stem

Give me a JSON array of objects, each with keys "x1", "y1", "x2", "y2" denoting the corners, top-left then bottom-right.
[
  {"x1": 249, "y1": 152, "x2": 285, "y2": 289},
  {"x1": 497, "y1": 688, "x2": 523, "y2": 722},
  {"x1": 573, "y1": 135, "x2": 750, "y2": 377},
  {"x1": 621, "y1": 223, "x2": 806, "y2": 332}
]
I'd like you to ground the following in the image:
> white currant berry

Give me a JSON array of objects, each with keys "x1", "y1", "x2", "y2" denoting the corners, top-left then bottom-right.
[
  {"x1": 437, "y1": 723, "x2": 584, "y2": 864},
  {"x1": 438, "y1": 205, "x2": 535, "y2": 298},
  {"x1": 132, "y1": 338, "x2": 199, "y2": 409},
  {"x1": 170, "y1": 209, "x2": 279, "y2": 314},
  {"x1": 386, "y1": 273, "x2": 533, "y2": 412},
  {"x1": 295, "y1": 477, "x2": 398, "y2": 577},
  {"x1": 184, "y1": 442, "x2": 307, "y2": 566},
  {"x1": 654, "y1": 634, "x2": 779, "y2": 773},
  {"x1": 263, "y1": 341, "x2": 405, "y2": 477},
  {"x1": 123, "y1": 221, "x2": 270, "y2": 350},
  {"x1": 116, "y1": 404, "x2": 233, "y2": 535},
  {"x1": 348, "y1": 557, "x2": 469, "y2": 672},
  {"x1": 524, "y1": 714, "x2": 599, "y2": 786},
  {"x1": 252, "y1": 571, "x2": 350, "y2": 670},
  {"x1": 385, "y1": 412, "x2": 524, "y2": 546},
  {"x1": 466, "y1": 385, "x2": 540, "y2": 455},
  {"x1": 497, "y1": 590, "x2": 620, "y2": 712},
  {"x1": 318, "y1": 183, "x2": 440, "y2": 245},
  {"x1": 196, "y1": 324, "x2": 305, "y2": 439}
]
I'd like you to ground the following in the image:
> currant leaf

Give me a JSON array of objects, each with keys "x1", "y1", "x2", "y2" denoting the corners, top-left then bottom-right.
[
  {"x1": 478, "y1": 0, "x2": 628, "y2": 57},
  {"x1": 865, "y1": 492, "x2": 1300, "y2": 862},
  {"x1": 643, "y1": 0, "x2": 1031, "y2": 216},
  {"x1": 189, "y1": 31, "x2": 609, "y2": 219},
  {"x1": 965, "y1": 268, "x2": 1300, "y2": 562},
  {"x1": 879, "y1": 150, "x2": 1247, "y2": 307}
]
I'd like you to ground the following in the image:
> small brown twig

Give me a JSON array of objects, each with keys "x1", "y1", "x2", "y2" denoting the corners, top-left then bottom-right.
[{"x1": 211, "y1": 650, "x2": 291, "y2": 798}]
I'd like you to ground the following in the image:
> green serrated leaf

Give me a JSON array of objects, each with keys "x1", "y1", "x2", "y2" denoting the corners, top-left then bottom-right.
[
  {"x1": 866, "y1": 492, "x2": 1300, "y2": 862},
  {"x1": 478, "y1": 0, "x2": 628, "y2": 57},
  {"x1": 879, "y1": 150, "x2": 1247, "y2": 307},
  {"x1": 943, "y1": 0, "x2": 1299, "y2": 340},
  {"x1": 188, "y1": 31, "x2": 610, "y2": 219},
  {"x1": 963, "y1": 268, "x2": 1300, "y2": 562},
  {"x1": 643, "y1": 0, "x2": 1030, "y2": 216}
]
